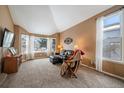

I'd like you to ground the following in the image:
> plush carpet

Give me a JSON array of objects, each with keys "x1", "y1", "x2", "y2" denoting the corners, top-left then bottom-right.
[{"x1": 0, "y1": 58, "x2": 124, "y2": 88}]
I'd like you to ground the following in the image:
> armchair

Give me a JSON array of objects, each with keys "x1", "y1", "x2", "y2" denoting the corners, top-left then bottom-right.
[{"x1": 49, "y1": 50, "x2": 74, "y2": 64}]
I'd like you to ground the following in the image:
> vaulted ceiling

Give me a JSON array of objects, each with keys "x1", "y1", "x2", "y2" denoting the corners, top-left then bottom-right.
[{"x1": 9, "y1": 5, "x2": 112, "y2": 35}]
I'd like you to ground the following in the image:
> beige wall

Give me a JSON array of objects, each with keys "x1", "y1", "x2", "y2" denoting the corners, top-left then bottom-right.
[
  {"x1": 0, "y1": 5, "x2": 14, "y2": 73},
  {"x1": 60, "y1": 5, "x2": 124, "y2": 78},
  {"x1": 103, "y1": 60, "x2": 124, "y2": 77},
  {"x1": 0, "y1": 6, "x2": 14, "y2": 31},
  {"x1": 60, "y1": 17, "x2": 96, "y2": 68}
]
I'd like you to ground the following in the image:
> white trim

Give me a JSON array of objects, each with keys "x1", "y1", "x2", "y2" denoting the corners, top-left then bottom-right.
[
  {"x1": 80, "y1": 63, "x2": 96, "y2": 70},
  {"x1": 95, "y1": 17, "x2": 103, "y2": 72},
  {"x1": 120, "y1": 9, "x2": 124, "y2": 63},
  {"x1": 81, "y1": 63, "x2": 124, "y2": 81},
  {"x1": 51, "y1": 38, "x2": 56, "y2": 51},
  {"x1": 47, "y1": 38, "x2": 50, "y2": 56},
  {"x1": 102, "y1": 71, "x2": 124, "y2": 81},
  {"x1": 103, "y1": 59, "x2": 124, "y2": 65},
  {"x1": 29, "y1": 35, "x2": 35, "y2": 59},
  {"x1": 34, "y1": 50, "x2": 48, "y2": 53},
  {"x1": 102, "y1": 10, "x2": 124, "y2": 64},
  {"x1": 103, "y1": 25, "x2": 120, "y2": 31},
  {"x1": 103, "y1": 58, "x2": 123, "y2": 64}
]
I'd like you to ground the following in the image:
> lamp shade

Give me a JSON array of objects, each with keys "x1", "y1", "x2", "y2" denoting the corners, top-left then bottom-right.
[
  {"x1": 74, "y1": 45, "x2": 78, "y2": 49},
  {"x1": 58, "y1": 45, "x2": 62, "y2": 48}
]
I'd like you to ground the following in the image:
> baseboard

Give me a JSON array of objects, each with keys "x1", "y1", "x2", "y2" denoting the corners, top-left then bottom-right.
[
  {"x1": 80, "y1": 63, "x2": 96, "y2": 70},
  {"x1": 102, "y1": 71, "x2": 124, "y2": 81},
  {"x1": 80, "y1": 63, "x2": 124, "y2": 81}
]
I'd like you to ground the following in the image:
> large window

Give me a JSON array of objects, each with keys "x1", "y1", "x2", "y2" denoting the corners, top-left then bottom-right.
[
  {"x1": 34, "y1": 37, "x2": 48, "y2": 52},
  {"x1": 102, "y1": 12, "x2": 122, "y2": 61}
]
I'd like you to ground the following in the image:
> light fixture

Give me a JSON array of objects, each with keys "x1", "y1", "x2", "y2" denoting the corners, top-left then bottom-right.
[
  {"x1": 58, "y1": 45, "x2": 62, "y2": 49},
  {"x1": 74, "y1": 45, "x2": 78, "y2": 49},
  {"x1": 60, "y1": 48, "x2": 63, "y2": 51},
  {"x1": 57, "y1": 45, "x2": 63, "y2": 52}
]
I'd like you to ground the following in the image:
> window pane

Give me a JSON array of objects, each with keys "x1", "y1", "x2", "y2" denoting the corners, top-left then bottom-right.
[
  {"x1": 21, "y1": 35, "x2": 26, "y2": 54},
  {"x1": 51, "y1": 39, "x2": 56, "y2": 55},
  {"x1": 104, "y1": 14, "x2": 120, "y2": 27},
  {"x1": 103, "y1": 29, "x2": 122, "y2": 61},
  {"x1": 34, "y1": 37, "x2": 47, "y2": 52},
  {"x1": 21, "y1": 34, "x2": 29, "y2": 54},
  {"x1": 51, "y1": 39, "x2": 56, "y2": 51}
]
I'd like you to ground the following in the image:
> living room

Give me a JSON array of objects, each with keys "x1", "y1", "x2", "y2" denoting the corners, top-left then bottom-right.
[{"x1": 0, "y1": 4, "x2": 124, "y2": 88}]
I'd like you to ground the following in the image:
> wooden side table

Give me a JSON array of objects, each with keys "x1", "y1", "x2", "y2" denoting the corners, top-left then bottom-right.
[{"x1": 2, "y1": 54, "x2": 22, "y2": 74}]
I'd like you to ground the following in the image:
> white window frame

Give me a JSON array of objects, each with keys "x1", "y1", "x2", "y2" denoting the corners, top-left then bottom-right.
[
  {"x1": 21, "y1": 34, "x2": 29, "y2": 54},
  {"x1": 102, "y1": 10, "x2": 124, "y2": 64},
  {"x1": 51, "y1": 38, "x2": 56, "y2": 52}
]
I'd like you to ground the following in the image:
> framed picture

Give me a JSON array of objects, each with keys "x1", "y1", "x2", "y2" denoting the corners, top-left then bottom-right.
[{"x1": 64, "y1": 37, "x2": 73, "y2": 45}]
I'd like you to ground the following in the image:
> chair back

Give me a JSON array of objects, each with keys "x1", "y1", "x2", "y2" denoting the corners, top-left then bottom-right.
[
  {"x1": 70, "y1": 50, "x2": 82, "y2": 73},
  {"x1": 73, "y1": 50, "x2": 81, "y2": 61}
]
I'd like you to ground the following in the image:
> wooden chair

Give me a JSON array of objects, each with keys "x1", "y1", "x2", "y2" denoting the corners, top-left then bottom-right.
[{"x1": 60, "y1": 49, "x2": 84, "y2": 78}]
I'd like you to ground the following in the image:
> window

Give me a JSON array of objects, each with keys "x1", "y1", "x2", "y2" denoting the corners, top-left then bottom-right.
[
  {"x1": 51, "y1": 38, "x2": 56, "y2": 52},
  {"x1": 50, "y1": 38, "x2": 56, "y2": 55},
  {"x1": 21, "y1": 34, "x2": 29, "y2": 54},
  {"x1": 34, "y1": 37, "x2": 47, "y2": 52},
  {"x1": 102, "y1": 12, "x2": 122, "y2": 61}
]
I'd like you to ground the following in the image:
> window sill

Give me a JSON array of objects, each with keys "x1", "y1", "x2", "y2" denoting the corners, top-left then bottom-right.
[
  {"x1": 33, "y1": 51, "x2": 47, "y2": 53},
  {"x1": 103, "y1": 58, "x2": 124, "y2": 65}
]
